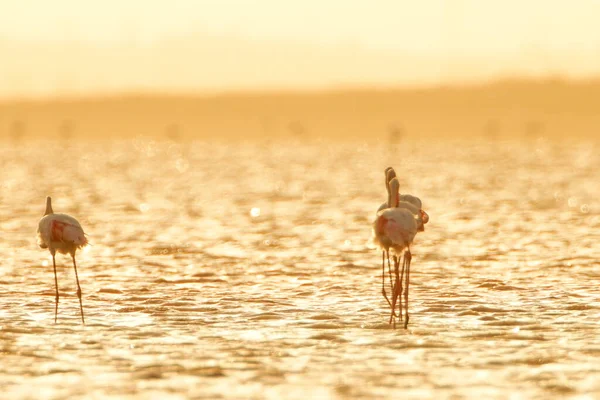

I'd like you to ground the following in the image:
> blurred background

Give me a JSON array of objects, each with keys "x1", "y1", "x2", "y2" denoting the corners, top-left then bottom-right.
[{"x1": 1, "y1": 0, "x2": 599, "y2": 141}]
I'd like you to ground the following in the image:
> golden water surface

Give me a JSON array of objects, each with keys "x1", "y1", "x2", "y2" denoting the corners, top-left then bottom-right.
[{"x1": 0, "y1": 137, "x2": 598, "y2": 399}]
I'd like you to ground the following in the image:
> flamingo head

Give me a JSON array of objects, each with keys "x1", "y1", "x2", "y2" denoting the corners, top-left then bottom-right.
[
  {"x1": 417, "y1": 209, "x2": 429, "y2": 231},
  {"x1": 386, "y1": 168, "x2": 397, "y2": 184}
]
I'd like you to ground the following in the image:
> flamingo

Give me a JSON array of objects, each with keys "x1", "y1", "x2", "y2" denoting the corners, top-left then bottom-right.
[
  {"x1": 376, "y1": 167, "x2": 400, "y2": 313},
  {"x1": 376, "y1": 168, "x2": 429, "y2": 320},
  {"x1": 37, "y1": 196, "x2": 88, "y2": 324},
  {"x1": 374, "y1": 177, "x2": 421, "y2": 328},
  {"x1": 390, "y1": 171, "x2": 430, "y2": 328}
]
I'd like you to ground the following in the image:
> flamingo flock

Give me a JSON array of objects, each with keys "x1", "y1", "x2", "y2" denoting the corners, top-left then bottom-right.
[
  {"x1": 373, "y1": 167, "x2": 428, "y2": 328},
  {"x1": 35, "y1": 168, "x2": 426, "y2": 327}
]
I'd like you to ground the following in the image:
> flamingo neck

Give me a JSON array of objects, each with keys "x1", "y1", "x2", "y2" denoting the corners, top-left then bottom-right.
[
  {"x1": 45, "y1": 198, "x2": 53, "y2": 215},
  {"x1": 390, "y1": 189, "x2": 399, "y2": 208}
]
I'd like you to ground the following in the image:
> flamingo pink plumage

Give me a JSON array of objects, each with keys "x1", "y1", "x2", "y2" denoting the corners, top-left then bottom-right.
[{"x1": 37, "y1": 196, "x2": 88, "y2": 324}]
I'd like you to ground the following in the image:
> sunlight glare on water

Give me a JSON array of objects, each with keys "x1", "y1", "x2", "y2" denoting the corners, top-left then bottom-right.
[{"x1": 0, "y1": 138, "x2": 599, "y2": 399}]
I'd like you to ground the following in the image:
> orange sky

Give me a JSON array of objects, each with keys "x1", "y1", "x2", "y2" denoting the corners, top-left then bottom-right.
[{"x1": 1, "y1": 0, "x2": 599, "y2": 98}]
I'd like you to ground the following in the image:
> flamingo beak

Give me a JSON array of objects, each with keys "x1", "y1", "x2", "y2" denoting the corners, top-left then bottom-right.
[{"x1": 418, "y1": 210, "x2": 429, "y2": 232}]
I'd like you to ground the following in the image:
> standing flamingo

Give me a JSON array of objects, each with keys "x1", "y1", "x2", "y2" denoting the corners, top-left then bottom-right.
[
  {"x1": 377, "y1": 167, "x2": 429, "y2": 321},
  {"x1": 376, "y1": 167, "x2": 400, "y2": 312},
  {"x1": 37, "y1": 196, "x2": 88, "y2": 324},
  {"x1": 390, "y1": 171, "x2": 429, "y2": 328},
  {"x1": 374, "y1": 177, "x2": 421, "y2": 328}
]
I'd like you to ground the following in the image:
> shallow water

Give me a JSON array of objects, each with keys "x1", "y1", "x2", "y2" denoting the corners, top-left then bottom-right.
[{"x1": 0, "y1": 137, "x2": 599, "y2": 399}]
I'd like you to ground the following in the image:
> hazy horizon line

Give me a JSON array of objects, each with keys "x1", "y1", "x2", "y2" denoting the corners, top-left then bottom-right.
[{"x1": 2, "y1": 74, "x2": 599, "y2": 103}]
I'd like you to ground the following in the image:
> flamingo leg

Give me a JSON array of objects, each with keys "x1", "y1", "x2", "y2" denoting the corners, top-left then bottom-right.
[
  {"x1": 398, "y1": 252, "x2": 406, "y2": 322},
  {"x1": 388, "y1": 258, "x2": 396, "y2": 326},
  {"x1": 52, "y1": 253, "x2": 59, "y2": 323},
  {"x1": 395, "y1": 256, "x2": 404, "y2": 323},
  {"x1": 71, "y1": 255, "x2": 85, "y2": 324},
  {"x1": 387, "y1": 252, "x2": 394, "y2": 299},
  {"x1": 403, "y1": 249, "x2": 412, "y2": 329},
  {"x1": 381, "y1": 251, "x2": 393, "y2": 308},
  {"x1": 387, "y1": 252, "x2": 399, "y2": 318},
  {"x1": 389, "y1": 256, "x2": 402, "y2": 327}
]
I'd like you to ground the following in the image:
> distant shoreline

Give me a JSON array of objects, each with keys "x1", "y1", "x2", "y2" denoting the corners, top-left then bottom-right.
[
  {"x1": 1, "y1": 76, "x2": 598, "y2": 104},
  {"x1": 2, "y1": 77, "x2": 599, "y2": 141}
]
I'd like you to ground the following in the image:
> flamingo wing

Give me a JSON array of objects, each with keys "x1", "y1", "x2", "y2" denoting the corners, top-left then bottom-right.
[
  {"x1": 51, "y1": 220, "x2": 88, "y2": 246},
  {"x1": 383, "y1": 219, "x2": 410, "y2": 245},
  {"x1": 378, "y1": 209, "x2": 418, "y2": 246}
]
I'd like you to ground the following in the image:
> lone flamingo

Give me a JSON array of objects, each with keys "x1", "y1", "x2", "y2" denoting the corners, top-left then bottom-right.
[
  {"x1": 37, "y1": 196, "x2": 88, "y2": 324},
  {"x1": 374, "y1": 177, "x2": 423, "y2": 328}
]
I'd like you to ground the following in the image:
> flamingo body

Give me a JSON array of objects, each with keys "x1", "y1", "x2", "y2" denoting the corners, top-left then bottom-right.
[
  {"x1": 38, "y1": 214, "x2": 87, "y2": 254},
  {"x1": 373, "y1": 207, "x2": 418, "y2": 255},
  {"x1": 399, "y1": 194, "x2": 422, "y2": 209}
]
